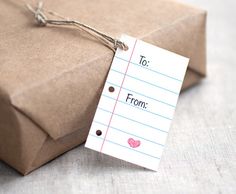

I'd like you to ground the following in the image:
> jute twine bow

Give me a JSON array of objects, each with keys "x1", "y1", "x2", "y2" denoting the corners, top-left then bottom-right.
[{"x1": 26, "y1": 1, "x2": 129, "y2": 52}]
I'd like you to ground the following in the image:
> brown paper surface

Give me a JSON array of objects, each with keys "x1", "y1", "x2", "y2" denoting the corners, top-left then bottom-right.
[{"x1": 0, "y1": 0, "x2": 207, "y2": 175}]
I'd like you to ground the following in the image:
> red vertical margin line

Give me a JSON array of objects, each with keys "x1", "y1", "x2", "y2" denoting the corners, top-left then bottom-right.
[{"x1": 100, "y1": 39, "x2": 138, "y2": 152}]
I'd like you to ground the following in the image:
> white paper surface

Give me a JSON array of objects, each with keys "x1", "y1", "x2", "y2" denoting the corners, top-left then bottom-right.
[{"x1": 85, "y1": 35, "x2": 189, "y2": 171}]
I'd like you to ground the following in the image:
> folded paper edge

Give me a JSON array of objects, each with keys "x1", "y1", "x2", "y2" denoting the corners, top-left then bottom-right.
[
  {"x1": 0, "y1": 100, "x2": 91, "y2": 175},
  {"x1": 140, "y1": 10, "x2": 207, "y2": 77},
  {"x1": 0, "y1": 99, "x2": 47, "y2": 175},
  {"x1": 23, "y1": 124, "x2": 91, "y2": 175}
]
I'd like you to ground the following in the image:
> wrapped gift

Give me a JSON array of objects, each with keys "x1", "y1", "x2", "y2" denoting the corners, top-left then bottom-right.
[{"x1": 0, "y1": 0, "x2": 207, "y2": 175}]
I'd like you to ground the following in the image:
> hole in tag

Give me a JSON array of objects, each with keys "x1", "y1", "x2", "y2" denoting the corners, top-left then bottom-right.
[
  {"x1": 96, "y1": 130, "x2": 102, "y2": 136},
  {"x1": 108, "y1": 86, "x2": 115, "y2": 92}
]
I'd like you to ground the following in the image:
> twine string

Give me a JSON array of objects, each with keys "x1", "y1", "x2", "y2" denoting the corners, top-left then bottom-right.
[{"x1": 26, "y1": 1, "x2": 129, "y2": 52}]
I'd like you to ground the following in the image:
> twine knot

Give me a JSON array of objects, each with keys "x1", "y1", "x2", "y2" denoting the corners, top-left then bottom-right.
[
  {"x1": 114, "y1": 39, "x2": 129, "y2": 51},
  {"x1": 27, "y1": 1, "x2": 47, "y2": 26}
]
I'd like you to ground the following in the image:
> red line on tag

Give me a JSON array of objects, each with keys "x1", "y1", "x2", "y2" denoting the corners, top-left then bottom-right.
[{"x1": 100, "y1": 39, "x2": 138, "y2": 152}]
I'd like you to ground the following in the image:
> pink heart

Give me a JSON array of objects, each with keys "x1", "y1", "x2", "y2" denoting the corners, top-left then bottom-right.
[{"x1": 128, "y1": 138, "x2": 141, "y2": 148}]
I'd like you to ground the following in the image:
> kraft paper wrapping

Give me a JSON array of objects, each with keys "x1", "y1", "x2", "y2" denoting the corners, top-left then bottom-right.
[{"x1": 0, "y1": 0, "x2": 207, "y2": 175}]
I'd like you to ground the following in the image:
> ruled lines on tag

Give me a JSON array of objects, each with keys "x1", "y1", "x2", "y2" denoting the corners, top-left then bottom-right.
[{"x1": 85, "y1": 35, "x2": 189, "y2": 171}]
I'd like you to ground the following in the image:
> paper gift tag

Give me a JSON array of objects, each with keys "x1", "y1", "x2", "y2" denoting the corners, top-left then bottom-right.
[{"x1": 85, "y1": 35, "x2": 189, "y2": 171}]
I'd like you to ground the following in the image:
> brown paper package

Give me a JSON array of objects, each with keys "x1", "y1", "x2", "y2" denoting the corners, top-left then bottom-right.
[{"x1": 0, "y1": 0, "x2": 207, "y2": 175}]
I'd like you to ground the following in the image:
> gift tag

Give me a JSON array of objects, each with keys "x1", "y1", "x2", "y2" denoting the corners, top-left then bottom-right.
[{"x1": 85, "y1": 35, "x2": 189, "y2": 171}]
